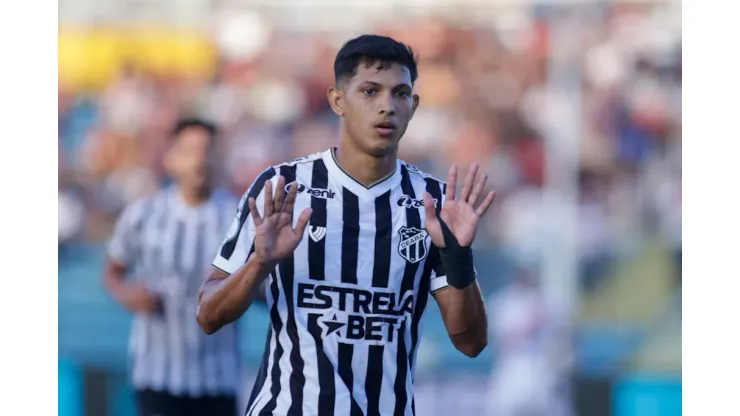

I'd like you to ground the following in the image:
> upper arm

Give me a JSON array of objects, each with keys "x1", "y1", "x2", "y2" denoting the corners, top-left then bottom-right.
[
  {"x1": 108, "y1": 200, "x2": 147, "y2": 266},
  {"x1": 212, "y1": 168, "x2": 277, "y2": 275}
]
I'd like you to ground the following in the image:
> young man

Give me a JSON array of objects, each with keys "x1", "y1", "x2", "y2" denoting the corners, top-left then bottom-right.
[
  {"x1": 105, "y1": 119, "x2": 241, "y2": 416},
  {"x1": 198, "y1": 35, "x2": 495, "y2": 416}
]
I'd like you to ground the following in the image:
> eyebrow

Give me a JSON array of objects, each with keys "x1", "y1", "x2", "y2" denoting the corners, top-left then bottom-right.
[{"x1": 360, "y1": 81, "x2": 413, "y2": 90}]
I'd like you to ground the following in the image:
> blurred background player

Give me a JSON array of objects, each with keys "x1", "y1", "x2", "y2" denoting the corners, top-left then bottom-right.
[{"x1": 103, "y1": 119, "x2": 241, "y2": 416}]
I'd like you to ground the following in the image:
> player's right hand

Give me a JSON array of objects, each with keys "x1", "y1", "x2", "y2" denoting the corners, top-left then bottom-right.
[
  {"x1": 122, "y1": 281, "x2": 163, "y2": 314},
  {"x1": 249, "y1": 175, "x2": 312, "y2": 265}
]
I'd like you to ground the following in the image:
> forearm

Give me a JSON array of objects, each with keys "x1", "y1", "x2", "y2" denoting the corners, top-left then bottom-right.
[
  {"x1": 103, "y1": 260, "x2": 131, "y2": 307},
  {"x1": 438, "y1": 282, "x2": 488, "y2": 357},
  {"x1": 197, "y1": 254, "x2": 275, "y2": 334}
]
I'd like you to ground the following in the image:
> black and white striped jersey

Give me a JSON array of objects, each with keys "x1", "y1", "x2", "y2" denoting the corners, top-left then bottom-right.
[
  {"x1": 109, "y1": 187, "x2": 242, "y2": 397},
  {"x1": 213, "y1": 148, "x2": 450, "y2": 416}
]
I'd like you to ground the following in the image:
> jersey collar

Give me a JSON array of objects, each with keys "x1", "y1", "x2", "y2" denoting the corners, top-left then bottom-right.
[{"x1": 322, "y1": 148, "x2": 402, "y2": 201}]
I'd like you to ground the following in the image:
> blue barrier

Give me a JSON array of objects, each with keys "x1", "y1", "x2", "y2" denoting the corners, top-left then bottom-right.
[
  {"x1": 59, "y1": 358, "x2": 83, "y2": 416},
  {"x1": 614, "y1": 374, "x2": 682, "y2": 416}
]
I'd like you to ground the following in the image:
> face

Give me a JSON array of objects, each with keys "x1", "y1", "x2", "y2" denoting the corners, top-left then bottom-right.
[
  {"x1": 328, "y1": 61, "x2": 420, "y2": 157},
  {"x1": 166, "y1": 126, "x2": 214, "y2": 189}
]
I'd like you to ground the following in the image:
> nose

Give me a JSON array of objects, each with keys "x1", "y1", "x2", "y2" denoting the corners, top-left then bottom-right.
[{"x1": 378, "y1": 91, "x2": 396, "y2": 116}]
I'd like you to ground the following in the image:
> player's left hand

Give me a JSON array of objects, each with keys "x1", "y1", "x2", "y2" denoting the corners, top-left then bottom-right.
[{"x1": 422, "y1": 163, "x2": 496, "y2": 248}]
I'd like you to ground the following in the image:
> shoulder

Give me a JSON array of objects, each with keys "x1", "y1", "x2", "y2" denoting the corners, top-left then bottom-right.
[
  {"x1": 243, "y1": 151, "x2": 327, "y2": 196},
  {"x1": 400, "y1": 160, "x2": 446, "y2": 188},
  {"x1": 273, "y1": 152, "x2": 324, "y2": 169},
  {"x1": 254, "y1": 151, "x2": 326, "y2": 179},
  {"x1": 116, "y1": 192, "x2": 159, "y2": 226}
]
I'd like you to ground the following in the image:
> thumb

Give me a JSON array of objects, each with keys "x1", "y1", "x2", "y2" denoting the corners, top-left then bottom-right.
[
  {"x1": 422, "y1": 192, "x2": 437, "y2": 220},
  {"x1": 294, "y1": 208, "x2": 313, "y2": 236}
]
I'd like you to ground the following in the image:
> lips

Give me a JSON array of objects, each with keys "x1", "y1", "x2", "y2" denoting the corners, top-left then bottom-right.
[{"x1": 375, "y1": 121, "x2": 396, "y2": 129}]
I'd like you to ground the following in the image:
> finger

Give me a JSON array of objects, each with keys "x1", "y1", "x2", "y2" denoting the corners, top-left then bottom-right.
[
  {"x1": 475, "y1": 191, "x2": 497, "y2": 217},
  {"x1": 445, "y1": 164, "x2": 458, "y2": 201},
  {"x1": 468, "y1": 172, "x2": 487, "y2": 207},
  {"x1": 459, "y1": 163, "x2": 479, "y2": 204},
  {"x1": 283, "y1": 182, "x2": 298, "y2": 217},
  {"x1": 273, "y1": 176, "x2": 287, "y2": 213},
  {"x1": 263, "y1": 180, "x2": 274, "y2": 217},
  {"x1": 293, "y1": 208, "x2": 313, "y2": 236},
  {"x1": 248, "y1": 197, "x2": 263, "y2": 226},
  {"x1": 422, "y1": 192, "x2": 437, "y2": 220}
]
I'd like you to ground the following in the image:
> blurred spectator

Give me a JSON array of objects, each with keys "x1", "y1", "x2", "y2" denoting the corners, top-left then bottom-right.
[{"x1": 486, "y1": 269, "x2": 573, "y2": 416}]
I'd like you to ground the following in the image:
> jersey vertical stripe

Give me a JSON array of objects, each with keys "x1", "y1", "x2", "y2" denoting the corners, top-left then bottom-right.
[
  {"x1": 365, "y1": 189, "x2": 393, "y2": 416},
  {"x1": 392, "y1": 165, "x2": 422, "y2": 416},
  {"x1": 306, "y1": 159, "x2": 336, "y2": 416},
  {"x1": 309, "y1": 160, "x2": 328, "y2": 281},
  {"x1": 278, "y1": 165, "x2": 308, "y2": 415},
  {"x1": 338, "y1": 187, "x2": 364, "y2": 416}
]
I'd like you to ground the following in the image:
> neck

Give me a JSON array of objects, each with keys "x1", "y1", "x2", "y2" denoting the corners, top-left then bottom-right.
[
  {"x1": 178, "y1": 184, "x2": 211, "y2": 206},
  {"x1": 335, "y1": 141, "x2": 397, "y2": 188}
]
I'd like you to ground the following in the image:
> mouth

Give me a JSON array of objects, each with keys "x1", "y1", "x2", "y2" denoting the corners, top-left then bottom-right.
[{"x1": 374, "y1": 121, "x2": 397, "y2": 136}]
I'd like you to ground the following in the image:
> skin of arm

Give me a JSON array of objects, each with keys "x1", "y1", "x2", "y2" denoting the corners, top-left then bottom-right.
[
  {"x1": 196, "y1": 255, "x2": 275, "y2": 335},
  {"x1": 434, "y1": 281, "x2": 488, "y2": 357}
]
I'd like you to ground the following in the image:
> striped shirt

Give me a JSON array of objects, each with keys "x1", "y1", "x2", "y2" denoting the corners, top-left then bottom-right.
[
  {"x1": 214, "y1": 149, "x2": 450, "y2": 416},
  {"x1": 109, "y1": 186, "x2": 241, "y2": 397}
]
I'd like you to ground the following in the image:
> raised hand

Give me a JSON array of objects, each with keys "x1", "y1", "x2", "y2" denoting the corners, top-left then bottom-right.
[
  {"x1": 248, "y1": 176, "x2": 312, "y2": 265},
  {"x1": 422, "y1": 163, "x2": 496, "y2": 248}
]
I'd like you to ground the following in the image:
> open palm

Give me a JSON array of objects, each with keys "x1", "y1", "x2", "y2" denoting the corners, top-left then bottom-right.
[
  {"x1": 249, "y1": 176, "x2": 312, "y2": 265},
  {"x1": 422, "y1": 164, "x2": 496, "y2": 248}
]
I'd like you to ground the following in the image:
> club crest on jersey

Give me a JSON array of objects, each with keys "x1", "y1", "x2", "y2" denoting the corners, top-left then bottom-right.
[
  {"x1": 398, "y1": 227, "x2": 429, "y2": 263},
  {"x1": 309, "y1": 226, "x2": 326, "y2": 242}
]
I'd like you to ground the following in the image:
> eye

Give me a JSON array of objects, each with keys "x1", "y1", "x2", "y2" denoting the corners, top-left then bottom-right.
[
  {"x1": 396, "y1": 90, "x2": 409, "y2": 98},
  {"x1": 362, "y1": 88, "x2": 377, "y2": 96}
]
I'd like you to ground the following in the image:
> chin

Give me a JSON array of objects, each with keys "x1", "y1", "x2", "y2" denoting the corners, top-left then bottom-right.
[{"x1": 364, "y1": 137, "x2": 400, "y2": 157}]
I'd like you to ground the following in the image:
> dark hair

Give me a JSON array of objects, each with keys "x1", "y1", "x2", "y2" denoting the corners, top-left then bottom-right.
[
  {"x1": 172, "y1": 118, "x2": 218, "y2": 140},
  {"x1": 334, "y1": 35, "x2": 418, "y2": 85}
]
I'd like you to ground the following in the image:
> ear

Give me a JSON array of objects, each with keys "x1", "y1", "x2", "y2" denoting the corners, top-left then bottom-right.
[
  {"x1": 327, "y1": 86, "x2": 345, "y2": 116},
  {"x1": 411, "y1": 93, "x2": 420, "y2": 119}
]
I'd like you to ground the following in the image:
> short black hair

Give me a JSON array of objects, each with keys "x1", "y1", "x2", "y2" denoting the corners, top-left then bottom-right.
[
  {"x1": 172, "y1": 118, "x2": 218, "y2": 140},
  {"x1": 334, "y1": 35, "x2": 418, "y2": 85}
]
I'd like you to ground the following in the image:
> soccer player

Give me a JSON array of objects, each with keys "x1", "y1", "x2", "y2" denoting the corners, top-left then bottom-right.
[
  {"x1": 198, "y1": 35, "x2": 495, "y2": 416},
  {"x1": 105, "y1": 119, "x2": 241, "y2": 416}
]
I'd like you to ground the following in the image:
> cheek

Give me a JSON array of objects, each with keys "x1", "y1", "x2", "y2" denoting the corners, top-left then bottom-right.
[{"x1": 396, "y1": 100, "x2": 415, "y2": 120}]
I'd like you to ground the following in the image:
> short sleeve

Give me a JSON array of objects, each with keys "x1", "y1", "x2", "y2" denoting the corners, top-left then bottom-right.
[
  {"x1": 212, "y1": 167, "x2": 276, "y2": 275},
  {"x1": 108, "y1": 199, "x2": 148, "y2": 266}
]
